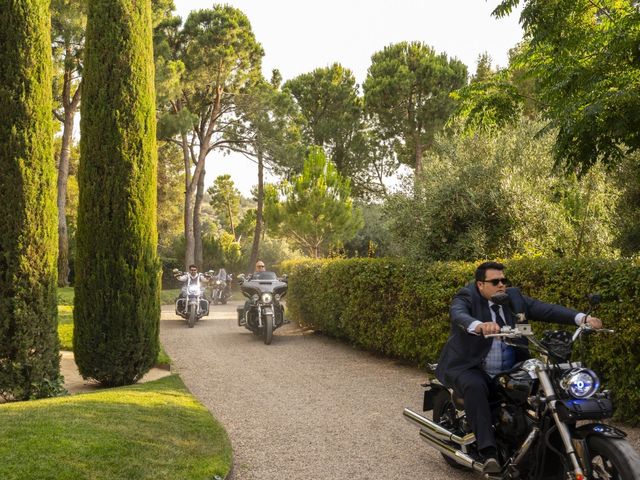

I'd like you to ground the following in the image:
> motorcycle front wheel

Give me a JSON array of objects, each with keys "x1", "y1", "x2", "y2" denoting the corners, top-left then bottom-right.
[
  {"x1": 585, "y1": 436, "x2": 640, "y2": 480},
  {"x1": 432, "y1": 389, "x2": 471, "y2": 470},
  {"x1": 263, "y1": 313, "x2": 273, "y2": 345},
  {"x1": 187, "y1": 304, "x2": 196, "y2": 328}
]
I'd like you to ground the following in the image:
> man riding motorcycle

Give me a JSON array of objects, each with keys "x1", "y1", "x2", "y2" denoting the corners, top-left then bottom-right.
[
  {"x1": 434, "y1": 261, "x2": 603, "y2": 474},
  {"x1": 173, "y1": 265, "x2": 211, "y2": 311}
]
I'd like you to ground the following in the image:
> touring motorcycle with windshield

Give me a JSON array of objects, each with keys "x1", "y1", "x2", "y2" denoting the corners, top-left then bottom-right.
[
  {"x1": 173, "y1": 268, "x2": 212, "y2": 328},
  {"x1": 237, "y1": 271, "x2": 287, "y2": 345},
  {"x1": 403, "y1": 293, "x2": 640, "y2": 480}
]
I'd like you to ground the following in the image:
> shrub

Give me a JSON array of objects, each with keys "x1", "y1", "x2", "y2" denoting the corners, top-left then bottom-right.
[
  {"x1": 0, "y1": 0, "x2": 61, "y2": 400},
  {"x1": 74, "y1": 0, "x2": 160, "y2": 386}
]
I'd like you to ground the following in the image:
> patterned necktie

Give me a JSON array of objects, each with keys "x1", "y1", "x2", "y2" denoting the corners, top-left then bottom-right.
[{"x1": 491, "y1": 304, "x2": 506, "y2": 327}]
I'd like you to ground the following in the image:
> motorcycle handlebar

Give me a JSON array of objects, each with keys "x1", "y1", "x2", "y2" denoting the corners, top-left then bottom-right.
[{"x1": 484, "y1": 324, "x2": 614, "y2": 340}]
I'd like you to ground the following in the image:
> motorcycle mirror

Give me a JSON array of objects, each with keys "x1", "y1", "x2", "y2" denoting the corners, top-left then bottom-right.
[
  {"x1": 588, "y1": 293, "x2": 601, "y2": 307},
  {"x1": 490, "y1": 292, "x2": 510, "y2": 306}
]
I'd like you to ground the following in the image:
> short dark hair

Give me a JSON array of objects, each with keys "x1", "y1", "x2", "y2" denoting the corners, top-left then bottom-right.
[
  {"x1": 189, "y1": 264, "x2": 198, "y2": 270},
  {"x1": 475, "y1": 261, "x2": 505, "y2": 281}
]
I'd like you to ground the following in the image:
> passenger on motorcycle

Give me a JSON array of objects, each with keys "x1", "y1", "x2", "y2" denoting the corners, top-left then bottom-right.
[{"x1": 434, "y1": 261, "x2": 603, "y2": 474}]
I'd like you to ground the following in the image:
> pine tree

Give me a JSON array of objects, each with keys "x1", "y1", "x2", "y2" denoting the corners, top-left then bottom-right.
[
  {"x1": 0, "y1": 0, "x2": 61, "y2": 400},
  {"x1": 74, "y1": 0, "x2": 160, "y2": 386}
]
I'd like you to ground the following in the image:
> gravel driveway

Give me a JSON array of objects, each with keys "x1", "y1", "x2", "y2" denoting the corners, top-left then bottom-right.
[{"x1": 159, "y1": 300, "x2": 639, "y2": 480}]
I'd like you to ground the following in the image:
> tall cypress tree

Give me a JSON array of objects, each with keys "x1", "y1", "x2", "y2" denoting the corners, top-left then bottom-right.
[
  {"x1": 0, "y1": 0, "x2": 61, "y2": 400},
  {"x1": 74, "y1": 0, "x2": 160, "y2": 386}
]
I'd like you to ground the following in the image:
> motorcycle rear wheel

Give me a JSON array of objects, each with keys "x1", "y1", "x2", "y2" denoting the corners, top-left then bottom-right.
[
  {"x1": 187, "y1": 304, "x2": 196, "y2": 328},
  {"x1": 585, "y1": 436, "x2": 640, "y2": 480},
  {"x1": 432, "y1": 389, "x2": 472, "y2": 470},
  {"x1": 263, "y1": 314, "x2": 273, "y2": 345}
]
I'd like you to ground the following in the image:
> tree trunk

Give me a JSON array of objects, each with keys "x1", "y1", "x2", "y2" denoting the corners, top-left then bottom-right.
[
  {"x1": 57, "y1": 113, "x2": 73, "y2": 286},
  {"x1": 414, "y1": 133, "x2": 423, "y2": 175},
  {"x1": 226, "y1": 197, "x2": 236, "y2": 240},
  {"x1": 56, "y1": 71, "x2": 80, "y2": 287},
  {"x1": 183, "y1": 86, "x2": 222, "y2": 269},
  {"x1": 182, "y1": 133, "x2": 195, "y2": 268},
  {"x1": 194, "y1": 166, "x2": 205, "y2": 268},
  {"x1": 248, "y1": 149, "x2": 264, "y2": 271}
]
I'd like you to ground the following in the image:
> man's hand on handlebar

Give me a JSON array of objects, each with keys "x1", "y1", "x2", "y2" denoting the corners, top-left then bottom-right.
[
  {"x1": 475, "y1": 322, "x2": 501, "y2": 336},
  {"x1": 583, "y1": 315, "x2": 603, "y2": 330}
]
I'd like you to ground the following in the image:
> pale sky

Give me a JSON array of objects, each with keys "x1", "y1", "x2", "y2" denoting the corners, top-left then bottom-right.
[{"x1": 172, "y1": 0, "x2": 524, "y2": 195}]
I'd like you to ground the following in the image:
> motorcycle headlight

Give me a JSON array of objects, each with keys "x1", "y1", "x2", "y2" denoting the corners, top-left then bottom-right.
[
  {"x1": 560, "y1": 368, "x2": 600, "y2": 399},
  {"x1": 188, "y1": 285, "x2": 199, "y2": 295},
  {"x1": 261, "y1": 293, "x2": 273, "y2": 303},
  {"x1": 216, "y1": 280, "x2": 223, "y2": 285},
  {"x1": 251, "y1": 294, "x2": 259, "y2": 302}
]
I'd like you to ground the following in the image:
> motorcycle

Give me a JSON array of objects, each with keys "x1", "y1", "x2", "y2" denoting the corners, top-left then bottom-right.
[
  {"x1": 236, "y1": 271, "x2": 288, "y2": 345},
  {"x1": 210, "y1": 271, "x2": 232, "y2": 305},
  {"x1": 404, "y1": 293, "x2": 640, "y2": 480},
  {"x1": 173, "y1": 269, "x2": 212, "y2": 328}
]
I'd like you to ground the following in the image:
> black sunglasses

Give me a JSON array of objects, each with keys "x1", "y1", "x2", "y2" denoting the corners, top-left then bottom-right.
[{"x1": 482, "y1": 278, "x2": 509, "y2": 286}]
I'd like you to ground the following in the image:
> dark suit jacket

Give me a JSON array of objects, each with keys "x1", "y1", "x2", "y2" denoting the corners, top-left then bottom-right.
[{"x1": 435, "y1": 282, "x2": 579, "y2": 388}]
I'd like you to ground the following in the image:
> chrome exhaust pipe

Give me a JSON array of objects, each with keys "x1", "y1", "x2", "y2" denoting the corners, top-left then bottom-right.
[
  {"x1": 418, "y1": 429, "x2": 485, "y2": 473},
  {"x1": 403, "y1": 408, "x2": 476, "y2": 445}
]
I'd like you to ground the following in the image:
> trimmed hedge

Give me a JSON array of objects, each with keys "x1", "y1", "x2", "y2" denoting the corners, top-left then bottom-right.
[
  {"x1": 283, "y1": 257, "x2": 640, "y2": 424},
  {"x1": 74, "y1": 0, "x2": 160, "y2": 386},
  {"x1": 0, "y1": 0, "x2": 61, "y2": 400}
]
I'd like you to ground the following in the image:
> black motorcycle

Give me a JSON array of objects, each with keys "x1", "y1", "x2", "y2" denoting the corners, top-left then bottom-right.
[
  {"x1": 404, "y1": 294, "x2": 640, "y2": 480},
  {"x1": 236, "y1": 271, "x2": 287, "y2": 345},
  {"x1": 211, "y1": 274, "x2": 232, "y2": 304}
]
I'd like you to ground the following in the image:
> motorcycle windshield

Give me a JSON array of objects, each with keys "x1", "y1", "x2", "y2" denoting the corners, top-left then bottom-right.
[
  {"x1": 241, "y1": 271, "x2": 287, "y2": 294},
  {"x1": 252, "y1": 271, "x2": 277, "y2": 280}
]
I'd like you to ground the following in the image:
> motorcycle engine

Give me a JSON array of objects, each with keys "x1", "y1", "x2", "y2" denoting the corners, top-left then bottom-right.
[{"x1": 494, "y1": 404, "x2": 528, "y2": 441}]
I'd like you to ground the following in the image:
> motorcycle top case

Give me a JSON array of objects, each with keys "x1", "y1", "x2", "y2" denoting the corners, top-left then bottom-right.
[{"x1": 556, "y1": 398, "x2": 613, "y2": 422}]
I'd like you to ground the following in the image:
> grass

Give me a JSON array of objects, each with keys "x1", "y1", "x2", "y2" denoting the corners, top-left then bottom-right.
[
  {"x1": 161, "y1": 288, "x2": 181, "y2": 305},
  {"x1": 0, "y1": 375, "x2": 232, "y2": 480}
]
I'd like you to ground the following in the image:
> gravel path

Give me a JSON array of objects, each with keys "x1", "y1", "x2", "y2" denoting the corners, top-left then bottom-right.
[{"x1": 159, "y1": 301, "x2": 640, "y2": 480}]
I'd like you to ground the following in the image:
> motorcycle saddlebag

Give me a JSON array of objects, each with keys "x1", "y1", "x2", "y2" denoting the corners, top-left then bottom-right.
[{"x1": 556, "y1": 398, "x2": 613, "y2": 422}]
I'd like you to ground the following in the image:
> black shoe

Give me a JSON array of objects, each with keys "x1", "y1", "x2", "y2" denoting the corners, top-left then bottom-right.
[{"x1": 482, "y1": 457, "x2": 501, "y2": 475}]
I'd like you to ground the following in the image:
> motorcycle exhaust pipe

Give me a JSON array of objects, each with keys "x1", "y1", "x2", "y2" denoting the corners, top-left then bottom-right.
[
  {"x1": 417, "y1": 429, "x2": 485, "y2": 474},
  {"x1": 403, "y1": 408, "x2": 476, "y2": 446}
]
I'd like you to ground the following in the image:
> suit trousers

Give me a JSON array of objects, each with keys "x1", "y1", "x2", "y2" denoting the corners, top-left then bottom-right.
[{"x1": 453, "y1": 368, "x2": 496, "y2": 452}]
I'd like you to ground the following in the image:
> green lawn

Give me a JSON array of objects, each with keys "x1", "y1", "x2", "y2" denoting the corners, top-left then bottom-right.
[{"x1": 0, "y1": 375, "x2": 232, "y2": 480}]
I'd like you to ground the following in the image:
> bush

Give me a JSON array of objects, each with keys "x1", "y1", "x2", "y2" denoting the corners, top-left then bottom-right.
[
  {"x1": 283, "y1": 257, "x2": 640, "y2": 424},
  {"x1": 0, "y1": 0, "x2": 61, "y2": 400},
  {"x1": 74, "y1": 0, "x2": 160, "y2": 386}
]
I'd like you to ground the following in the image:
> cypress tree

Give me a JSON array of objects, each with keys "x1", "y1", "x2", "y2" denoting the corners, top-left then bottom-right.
[
  {"x1": 74, "y1": 0, "x2": 160, "y2": 386},
  {"x1": 0, "y1": 0, "x2": 61, "y2": 400}
]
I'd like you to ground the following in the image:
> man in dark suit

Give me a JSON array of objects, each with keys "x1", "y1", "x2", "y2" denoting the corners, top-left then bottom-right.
[{"x1": 435, "y1": 261, "x2": 602, "y2": 474}]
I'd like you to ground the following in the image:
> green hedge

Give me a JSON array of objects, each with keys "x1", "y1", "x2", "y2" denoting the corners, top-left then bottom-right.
[
  {"x1": 0, "y1": 0, "x2": 61, "y2": 400},
  {"x1": 283, "y1": 257, "x2": 640, "y2": 424},
  {"x1": 74, "y1": 0, "x2": 160, "y2": 386}
]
